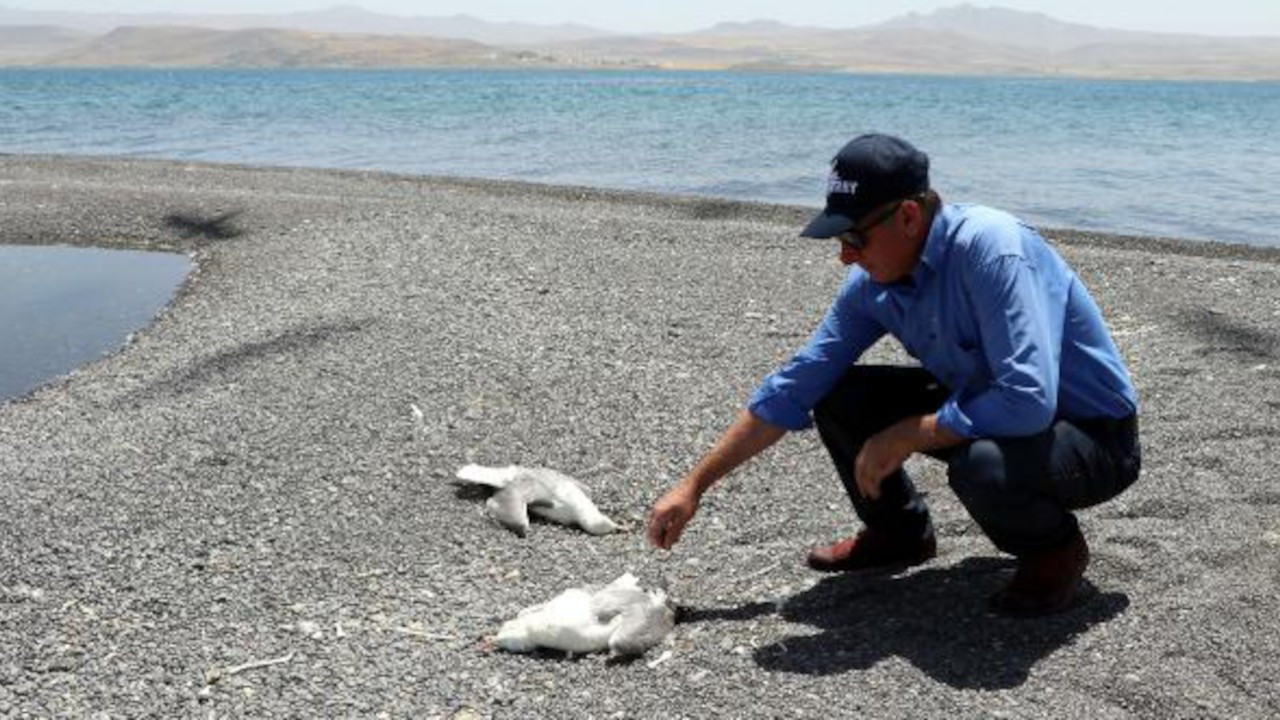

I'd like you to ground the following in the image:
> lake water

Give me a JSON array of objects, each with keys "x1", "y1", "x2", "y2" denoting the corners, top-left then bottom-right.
[
  {"x1": 0, "y1": 245, "x2": 191, "y2": 404},
  {"x1": 1, "y1": 68, "x2": 1277, "y2": 247}
]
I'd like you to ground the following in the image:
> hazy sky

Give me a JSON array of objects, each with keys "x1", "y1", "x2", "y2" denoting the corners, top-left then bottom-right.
[{"x1": 9, "y1": 1, "x2": 1280, "y2": 37}]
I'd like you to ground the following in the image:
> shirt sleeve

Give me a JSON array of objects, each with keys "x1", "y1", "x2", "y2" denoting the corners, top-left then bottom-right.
[
  {"x1": 935, "y1": 254, "x2": 1058, "y2": 438},
  {"x1": 747, "y1": 276, "x2": 886, "y2": 430}
]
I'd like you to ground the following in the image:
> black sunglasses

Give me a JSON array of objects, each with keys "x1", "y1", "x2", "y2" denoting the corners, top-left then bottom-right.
[{"x1": 836, "y1": 200, "x2": 904, "y2": 251}]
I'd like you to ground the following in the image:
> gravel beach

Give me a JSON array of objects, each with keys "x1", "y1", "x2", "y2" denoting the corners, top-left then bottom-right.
[{"x1": 2, "y1": 155, "x2": 1279, "y2": 718}]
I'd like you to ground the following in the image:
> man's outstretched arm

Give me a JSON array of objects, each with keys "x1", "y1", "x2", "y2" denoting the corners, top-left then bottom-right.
[{"x1": 647, "y1": 409, "x2": 787, "y2": 550}]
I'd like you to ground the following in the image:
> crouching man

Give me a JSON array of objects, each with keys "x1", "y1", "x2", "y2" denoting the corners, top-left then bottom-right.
[{"x1": 648, "y1": 133, "x2": 1140, "y2": 617}]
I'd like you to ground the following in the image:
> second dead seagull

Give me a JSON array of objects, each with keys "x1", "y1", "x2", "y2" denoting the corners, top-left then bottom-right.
[{"x1": 454, "y1": 464, "x2": 618, "y2": 537}]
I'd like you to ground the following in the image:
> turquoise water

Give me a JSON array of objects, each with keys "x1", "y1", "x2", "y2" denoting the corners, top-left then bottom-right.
[
  {"x1": 2, "y1": 68, "x2": 1278, "y2": 246},
  {"x1": 0, "y1": 245, "x2": 190, "y2": 404}
]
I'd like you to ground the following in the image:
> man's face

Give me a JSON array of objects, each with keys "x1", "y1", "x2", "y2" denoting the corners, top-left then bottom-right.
[{"x1": 836, "y1": 199, "x2": 924, "y2": 283}]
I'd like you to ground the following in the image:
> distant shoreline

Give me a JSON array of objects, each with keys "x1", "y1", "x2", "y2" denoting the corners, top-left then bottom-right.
[
  {"x1": 3, "y1": 64, "x2": 1279, "y2": 84},
  {"x1": 3, "y1": 153, "x2": 1278, "y2": 263}
]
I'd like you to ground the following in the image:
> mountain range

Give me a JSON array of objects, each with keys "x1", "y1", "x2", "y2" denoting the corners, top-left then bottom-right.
[
  {"x1": 20, "y1": 25, "x2": 553, "y2": 69},
  {"x1": 1, "y1": 3, "x2": 1278, "y2": 79},
  {"x1": 0, "y1": 4, "x2": 604, "y2": 44}
]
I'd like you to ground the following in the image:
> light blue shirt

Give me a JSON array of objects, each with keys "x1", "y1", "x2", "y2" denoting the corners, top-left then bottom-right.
[{"x1": 748, "y1": 203, "x2": 1138, "y2": 438}]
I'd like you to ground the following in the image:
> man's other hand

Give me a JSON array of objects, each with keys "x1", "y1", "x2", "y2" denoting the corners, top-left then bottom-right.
[{"x1": 855, "y1": 427, "x2": 913, "y2": 500}]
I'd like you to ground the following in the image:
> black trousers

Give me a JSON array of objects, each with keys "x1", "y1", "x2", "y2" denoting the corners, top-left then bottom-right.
[{"x1": 813, "y1": 365, "x2": 1141, "y2": 557}]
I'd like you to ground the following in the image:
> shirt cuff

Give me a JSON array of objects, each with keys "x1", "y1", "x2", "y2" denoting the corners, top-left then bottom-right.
[
  {"x1": 747, "y1": 384, "x2": 814, "y2": 431},
  {"x1": 935, "y1": 397, "x2": 976, "y2": 439}
]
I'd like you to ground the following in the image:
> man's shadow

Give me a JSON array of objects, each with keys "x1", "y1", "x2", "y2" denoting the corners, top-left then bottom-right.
[{"x1": 682, "y1": 557, "x2": 1129, "y2": 690}]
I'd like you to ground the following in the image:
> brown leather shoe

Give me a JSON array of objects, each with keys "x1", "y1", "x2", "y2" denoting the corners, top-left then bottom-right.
[
  {"x1": 990, "y1": 529, "x2": 1089, "y2": 617},
  {"x1": 807, "y1": 527, "x2": 937, "y2": 572}
]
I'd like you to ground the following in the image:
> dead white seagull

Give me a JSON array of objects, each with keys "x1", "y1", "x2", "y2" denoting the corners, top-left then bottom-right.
[
  {"x1": 495, "y1": 572, "x2": 675, "y2": 657},
  {"x1": 454, "y1": 464, "x2": 618, "y2": 537}
]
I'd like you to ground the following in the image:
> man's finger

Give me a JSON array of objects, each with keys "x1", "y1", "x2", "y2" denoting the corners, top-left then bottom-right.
[
  {"x1": 647, "y1": 516, "x2": 666, "y2": 548},
  {"x1": 649, "y1": 513, "x2": 674, "y2": 549},
  {"x1": 661, "y1": 518, "x2": 681, "y2": 549},
  {"x1": 852, "y1": 457, "x2": 872, "y2": 500},
  {"x1": 855, "y1": 466, "x2": 880, "y2": 501}
]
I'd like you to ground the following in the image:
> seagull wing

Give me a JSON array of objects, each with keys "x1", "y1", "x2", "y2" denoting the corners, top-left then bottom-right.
[
  {"x1": 485, "y1": 486, "x2": 531, "y2": 537},
  {"x1": 608, "y1": 591, "x2": 675, "y2": 656},
  {"x1": 455, "y1": 464, "x2": 517, "y2": 489}
]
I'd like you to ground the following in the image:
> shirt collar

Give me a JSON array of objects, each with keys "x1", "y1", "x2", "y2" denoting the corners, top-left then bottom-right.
[{"x1": 910, "y1": 202, "x2": 954, "y2": 286}]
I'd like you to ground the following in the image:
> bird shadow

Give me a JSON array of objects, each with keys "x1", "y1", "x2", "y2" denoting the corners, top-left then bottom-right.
[
  {"x1": 506, "y1": 647, "x2": 649, "y2": 667},
  {"x1": 451, "y1": 483, "x2": 491, "y2": 502},
  {"x1": 513, "y1": 648, "x2": 597, "y2": 664},
  {"x1": 164, "y1": 210, "x2": 245, "y2": 240},
  {"x1": 681, "y1": 556, "x2": 1130, "y2": 690}
]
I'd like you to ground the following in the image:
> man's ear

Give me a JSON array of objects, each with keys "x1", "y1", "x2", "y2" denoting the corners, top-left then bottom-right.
[{"x1": 902, "y1": 198, "x2": 926, "y2": 235}]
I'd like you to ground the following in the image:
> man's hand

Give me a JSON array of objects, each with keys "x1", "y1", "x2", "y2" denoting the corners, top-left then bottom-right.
[
  {"x1": 647, "y1": 484, "x2": 701, "y2": 550},
  {"x1": 855, "y1": 414, "x2": 967, "y2": 500},
  {"x1": 854, "y1": 427, "x2": 912, "y2": 501},
  {"x1": 646, "y1": 410, "x2": 787, "y2": 551}
]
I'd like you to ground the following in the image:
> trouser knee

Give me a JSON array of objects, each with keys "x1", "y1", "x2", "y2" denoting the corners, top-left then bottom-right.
[
  {"x1": 947, "y1": 439, "x2": 1078, "y2": 556},
  {"x1": 947, "y1": 439, "x2": 1006, "y2": 514}
]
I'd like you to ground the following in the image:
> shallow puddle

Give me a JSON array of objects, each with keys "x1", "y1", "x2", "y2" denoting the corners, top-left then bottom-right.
[{"x1": 0, "y1": 244, "x2": 191, "y2": 403}]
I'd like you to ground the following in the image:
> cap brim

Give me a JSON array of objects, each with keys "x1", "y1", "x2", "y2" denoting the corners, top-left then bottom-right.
[{"x1": 800, "y1": 210, "x2": 855, "y2": 239}]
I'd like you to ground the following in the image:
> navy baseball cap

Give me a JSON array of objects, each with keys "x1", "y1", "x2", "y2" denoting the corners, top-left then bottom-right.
[{"x1": 801, "y1": 133, "x2": 930, "y2": 239}]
